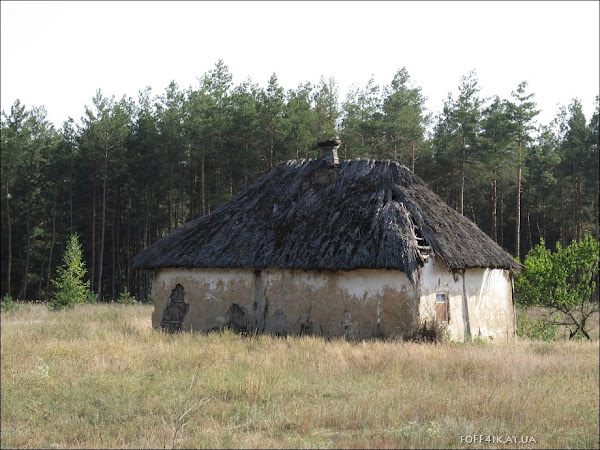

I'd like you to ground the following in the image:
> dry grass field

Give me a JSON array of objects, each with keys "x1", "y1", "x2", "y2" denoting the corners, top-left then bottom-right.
[{"x1": 1, "y1": 303, "x2": 598, "y2": 449}]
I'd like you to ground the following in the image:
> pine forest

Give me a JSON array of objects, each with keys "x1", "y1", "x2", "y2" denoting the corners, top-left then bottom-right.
[{"x1": 1, "y1": 60, "x2": 598, "y2": 302}]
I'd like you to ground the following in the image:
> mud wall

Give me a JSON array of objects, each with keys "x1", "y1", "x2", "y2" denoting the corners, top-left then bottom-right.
[
  {"x1": 150, "y1": 267, "x2": 418, "y2": 339},
  {"x1": 418, "y1": 257, "x2": 516, "y2": 342}
]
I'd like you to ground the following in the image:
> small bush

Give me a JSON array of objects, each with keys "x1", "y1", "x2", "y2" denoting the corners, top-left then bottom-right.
[
  {"x1": 471, "y1": 335, "x2": 493, "y2": 346},
  {"x1": 515, "y1": 234, "x2": 599, "y2": 340},
  {"x1": 1, "y1": 294, "x2": 19, "y2": 312},
  {"x1": 405, "y1": 319, "x2": 448, "y2": 343},
  {"x1": 517, "y1": 309, "x2": 558, "y2": 341},
  {"x1": 117, "y1": 288, "x2": 136, "y2": 305},
  {"x1": 50, "y1": 233, "x2": 90, "y2": 310}
]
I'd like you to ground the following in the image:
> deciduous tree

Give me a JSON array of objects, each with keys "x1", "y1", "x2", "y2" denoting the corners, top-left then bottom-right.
[{"x1": 515, "y1": 234, "x2": 599, "y2": 340}]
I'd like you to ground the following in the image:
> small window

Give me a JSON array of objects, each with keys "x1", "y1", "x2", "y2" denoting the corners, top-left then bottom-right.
[{"x1": 435, "y1": 293, "x2": 449, "y2": 323}]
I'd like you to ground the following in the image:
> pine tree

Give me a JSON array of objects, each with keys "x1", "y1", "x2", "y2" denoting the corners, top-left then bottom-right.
[
  {"x1": 50, "y1": 233, "x2": 90, "y2": 309},
  {"x1": 381, "y1": 67, "x2": 428, "y2": 170},
  {"x1": 508, "y1": 81, "x2": 539, "y2": 258}
]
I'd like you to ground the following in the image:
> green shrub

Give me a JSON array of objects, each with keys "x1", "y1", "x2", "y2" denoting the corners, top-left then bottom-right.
[
  {"x1": 117, "y1": 288, "x2": 137, "y2": 305},
  {"x1": 517, "y1": 309, "x2": 558, "y2": 341},
  {"x1": 515, "y1": 234, "x2": 599, "y2": 340},
  {"x1": 50, "y1": 233, "x2": 90, "y2": 310},
  {"x1": 471, "y1": 335, "x2": 494, "y2": 346},
  {"x1": 1, "y1": 294, "x2": 19, "y2": 312},
  {"x1": 86, "y1": 292, "x2": 99, "y2": 304}
]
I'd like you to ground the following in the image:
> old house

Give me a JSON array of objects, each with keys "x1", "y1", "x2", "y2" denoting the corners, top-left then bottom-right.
[{"x1": 132, "y1": 140, "x2": 521, "y2": 341}]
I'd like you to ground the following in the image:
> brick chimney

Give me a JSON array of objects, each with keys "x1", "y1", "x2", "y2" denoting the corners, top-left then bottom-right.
[{"x1": 317, "y1": 139, "x2": 341, "y2": 166}]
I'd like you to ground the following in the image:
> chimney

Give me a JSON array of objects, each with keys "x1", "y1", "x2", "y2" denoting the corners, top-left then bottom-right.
[{"x1": 317, "y1": 139, "x2": 341, "y2": 166}]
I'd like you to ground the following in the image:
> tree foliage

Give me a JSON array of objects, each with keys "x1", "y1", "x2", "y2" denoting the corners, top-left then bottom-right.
[
  {"x1": 515, "y1": 234, "x2": 599, "y2": 339},
  {"x1": 50, "y1": 233, "x2": 90, "y2": 309},
  {"x1": 0, "y1": 62, "x2": 598, "y2": 306}
]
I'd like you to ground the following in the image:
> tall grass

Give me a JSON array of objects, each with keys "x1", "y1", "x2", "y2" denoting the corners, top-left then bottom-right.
[{"x1": 1, "y1": 304, "x2": 598, "y2": 449}]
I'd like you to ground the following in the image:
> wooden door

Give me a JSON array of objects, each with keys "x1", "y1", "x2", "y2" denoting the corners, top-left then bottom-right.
[{"x1": 435, "y1": 293, "x2": 448, "y2": 323}]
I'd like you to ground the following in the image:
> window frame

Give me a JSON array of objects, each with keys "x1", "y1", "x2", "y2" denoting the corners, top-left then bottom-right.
[{"x1": 435, "y1": 292, "x2": 449, "y2": 323}]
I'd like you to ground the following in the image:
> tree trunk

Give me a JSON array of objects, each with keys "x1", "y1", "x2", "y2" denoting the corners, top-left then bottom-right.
[
  {"x1": 527, "y1": 212, "x2": 533, "y2": 252},
  {"x1": 5, "y1": 181, "x2": 11, "y2": 297},
  {"x1": 168, "y1": 178, "x2": 173, "y2": 233},
  {"x1": 144, "y1": 184, "x2": 150, "y2": 249},
  {"x1": 22, "y1": 166, "x2": 34, "y2": 300},
  {"x1": 411, "y1": 141, "x2": 416, "y2": 172},
  {"x1": 69, "y1": 177, "x2": 73, "y2": 235},
  {"x1": 201, "y1": 151, "x2": 206, "y2": 216},
  {"x1": 97, "y1": 154, "x2": 108, "y2": 301},
  {"x1": 229, "y1": 148, "x2": 234, "y2": 197},
  {"x1": 499, "y1": 189, "x2": 504, "y2": 247},
  {"x1": 190, "y1": 165, "x2": 196, "y2": 221},
  {"x1": 111, "y1": 192, "x2": 116, "y2": 301},
  {"x1": 269, "y1": 130, "x2": 275, "y2": 169},
  {"x1": 491, "y1": 176, "x2": 497, "y2": 242},
  {"x1": 179, "y1": 177, "x2": 185, "y2": 227},
  {"x1": 573, "y1": 175, "x2": 581, "y2": 242},
  {"x1": 559, "y1": 182, "x2": 566, "y2": 247},
  {"x1": 126, "y1": 195, "x2": 131, "y2": 292},
  {"x1": 91, "y1": 185, "x2": 96, "y2": 294},
  {"x1": 45, "y1": 188, "x2": 58, "y2": 302},
  {"x1": 515, "y1": 141, "x2": 522, "y2": 259},
  {"x1": 596, "y1": 156, "x2": 600, "y2": 239},
  {"x1": 540, "y1": 192, "x2": 546, "y2": 242},
  {"x1": 116, "y1": 195, "x2": 123, "y2": 294},
  {"x1": 22, "y1": 215, "x2": 31, "y2": 301},
  {"x1": 459, "y1": 136, "x2": 466, "y2": 215},
  {"x1": 244, "y1": 141, "x2": 250, "y2": 186},
  {"x1": 37, "y1": 215, "x2": 48, "y2": 298}
]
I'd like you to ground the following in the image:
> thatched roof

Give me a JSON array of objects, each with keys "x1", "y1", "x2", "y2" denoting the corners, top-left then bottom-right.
[{"x1": 132, "y1": 158, "x2": 521, "y2": 281}]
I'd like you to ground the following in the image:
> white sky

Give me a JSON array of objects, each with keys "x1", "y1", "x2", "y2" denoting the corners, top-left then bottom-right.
[{"x1": 1, "y1": 1, "x2": 599, "y2": 130}]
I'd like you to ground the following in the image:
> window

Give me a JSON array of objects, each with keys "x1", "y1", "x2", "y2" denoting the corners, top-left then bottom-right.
[{"x1": 435, "y1": 293, "x2": 449, "y2": 323}]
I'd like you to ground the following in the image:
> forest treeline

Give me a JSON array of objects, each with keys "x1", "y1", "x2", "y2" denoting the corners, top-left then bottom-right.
[{"x1": 1, "y1": 60, "x2": 598, "y2": 302}]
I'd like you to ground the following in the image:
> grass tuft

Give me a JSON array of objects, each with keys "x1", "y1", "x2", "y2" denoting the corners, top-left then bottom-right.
[{"x1": 1, "y1": 304, "x2": 598, "y2": 448}]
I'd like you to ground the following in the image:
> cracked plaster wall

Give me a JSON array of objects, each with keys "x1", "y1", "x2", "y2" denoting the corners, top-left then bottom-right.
[
  {"x1": 419, "y1": 257, "x2": 516, "y2": 342},
  {"x1": 150, "y1": 262, "x2": 515, "y2": 341},
  {"x1": 151, "y1": 267, "x2": 417, "y2": 339}
]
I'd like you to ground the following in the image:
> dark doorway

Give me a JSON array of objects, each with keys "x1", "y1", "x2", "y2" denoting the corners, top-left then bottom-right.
[
  {"x1": 161, "y1": 284, "x2": 189, "y2": 333},
  {"x1": 227, "y1": 303, "x2": 249, "y2": 333}
]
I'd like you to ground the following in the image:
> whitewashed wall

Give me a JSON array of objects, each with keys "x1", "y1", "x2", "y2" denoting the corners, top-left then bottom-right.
[
  {"x1": 151, "y1": 267, "x2": 418, "y2": 339},
  {"x1": 151, "y1": 261, "x2": 515, "y2": 342},
  {"x1": 418, "y1": 257, "x2": 516, "y2": 342}
]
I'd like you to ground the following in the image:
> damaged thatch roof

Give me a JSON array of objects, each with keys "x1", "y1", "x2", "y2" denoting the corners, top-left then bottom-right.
[{"x1": 132, "y1": 158, "x2": 521, "y2": 281}]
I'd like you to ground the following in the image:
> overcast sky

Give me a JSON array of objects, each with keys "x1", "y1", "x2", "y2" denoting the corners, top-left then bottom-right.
[{"x1": 1, "y1": 1, "x2": 598, "y2": 130}]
